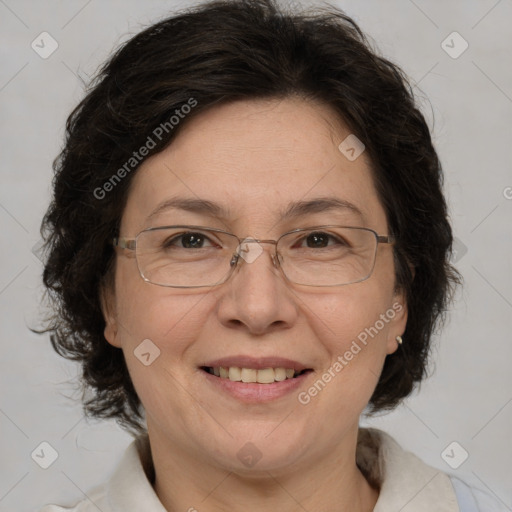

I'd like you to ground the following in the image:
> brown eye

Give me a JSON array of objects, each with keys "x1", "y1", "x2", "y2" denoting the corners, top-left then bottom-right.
[
  {"x1": 180, "y1": 233, "x2": 207, "y2": 248},
  {"x1": 163, "y1": 232, "x2": 214, "y2": 249},
  {"x1": 305, "y1": 232, "x2": 330, "y2": 248},
  {"x1": 299, "y1": 232, "x2": 347, "y2": 249}
]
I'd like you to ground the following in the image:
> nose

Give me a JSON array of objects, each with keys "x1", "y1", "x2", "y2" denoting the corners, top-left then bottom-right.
[{"x1": 216, "y1": 240, "x2": 298, "y2": 336}]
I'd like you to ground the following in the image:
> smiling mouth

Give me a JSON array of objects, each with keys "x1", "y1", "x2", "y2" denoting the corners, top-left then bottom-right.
[{"x1": 201, "y1": 366, "x2": 313, "y2": 384}]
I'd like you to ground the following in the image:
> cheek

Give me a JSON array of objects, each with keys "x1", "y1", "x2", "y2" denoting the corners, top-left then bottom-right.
[
  {"x1": 114, "y1": 256, "x2": 209, "y2": 343},
  {"x1": 117, "y1": 291, "x2": 211, "y2": 354},
  {"x1": 290, "y1": 291, "x2": 395, "y2": 442},
  {"x1": 305, "y1": 286, "x2": 394, "y2": 353},
  {"x1": 113, "y1": 261, "x2": 215, "y2": 402},
  {"x1": 113, "y1": 285, "x2": 216, "y2": 430},
  {"x1": 299, "y1": 292, "x2": 394, "y2": 416},
  {"x1": 298, "y1": 279, "x2": 397, "y2": 400}
]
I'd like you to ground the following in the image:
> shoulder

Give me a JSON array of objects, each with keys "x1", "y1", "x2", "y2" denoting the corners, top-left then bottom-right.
[
  {"x1": 39, "y1": 504, "x2": 99, "y2": 512},
  {"x1": 358, "y1": 428, "x2": 507, "y2": 511},
  {"x1": 38, "y1": 484, "x2": 109, "y2": 511},
  {"x1": 38, "y1": 434, "x2": 163, "y2": 512},
  {"x1": 450, "y1": 476, "x2": 509, "y2": 511}
]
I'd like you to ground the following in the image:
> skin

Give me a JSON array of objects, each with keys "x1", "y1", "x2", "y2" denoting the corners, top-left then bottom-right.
[{"x1": 102, "y1": 97, "x2": 408, "y2": 512}]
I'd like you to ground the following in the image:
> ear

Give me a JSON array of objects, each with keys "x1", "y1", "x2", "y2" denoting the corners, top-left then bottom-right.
[
  {"x1": 100, "y1": 281, "x2": 121, "y2": 348},
  {"x1": 385, "y1": 289, "x2": 408, "y2": 355}
]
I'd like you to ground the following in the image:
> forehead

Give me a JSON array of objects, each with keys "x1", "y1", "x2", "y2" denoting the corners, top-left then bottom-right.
[{"x1": 121, "y1": 97, "x2": 387, "y2": 234}]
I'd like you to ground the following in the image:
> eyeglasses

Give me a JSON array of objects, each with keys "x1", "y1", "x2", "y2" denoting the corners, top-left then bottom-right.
[{"x1": 113, "y1": 225, "x2": 395, "y2": 288}]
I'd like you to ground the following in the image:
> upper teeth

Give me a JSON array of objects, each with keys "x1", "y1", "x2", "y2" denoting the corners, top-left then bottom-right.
[{"x1": 210, "y1": 367, "x2": 297, "y2": 383}]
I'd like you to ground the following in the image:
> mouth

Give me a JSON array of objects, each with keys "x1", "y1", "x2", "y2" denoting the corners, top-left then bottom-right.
[
  {"x1": 198, "y1": 356, "x2": 314, "y2": 402},
  {"x1": 200, "y1": 366, "x2": 313, "y2": 384}
]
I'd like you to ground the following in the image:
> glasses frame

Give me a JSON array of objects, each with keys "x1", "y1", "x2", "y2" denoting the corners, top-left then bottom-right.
[{"x1": 113, "y1": 225, "x2": 396, "y2": 288}]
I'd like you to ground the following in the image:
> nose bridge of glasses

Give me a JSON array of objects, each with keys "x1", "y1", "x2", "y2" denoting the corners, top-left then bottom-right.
[{"x1": 234, "y1": 237, "x2": 279, "y2": 267}]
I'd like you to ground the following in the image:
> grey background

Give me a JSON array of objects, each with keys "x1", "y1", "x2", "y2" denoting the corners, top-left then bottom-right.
[{"x1": 1, "y1": 0, "x2": 511, "y2": 510}]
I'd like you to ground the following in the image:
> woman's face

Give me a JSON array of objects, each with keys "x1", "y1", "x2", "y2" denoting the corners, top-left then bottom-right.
[{"x1": 103, "y1": 97, "x2": 407, "y2": 473}]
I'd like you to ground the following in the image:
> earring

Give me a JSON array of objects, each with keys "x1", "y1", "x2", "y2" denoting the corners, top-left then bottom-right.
[{"x1": 396, "y1": 335, "x2": 403, "y2": 345}]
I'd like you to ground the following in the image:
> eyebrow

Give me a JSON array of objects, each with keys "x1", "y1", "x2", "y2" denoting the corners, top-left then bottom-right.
[
  {"x1": 146, "y1": 197, "x2": 225, "y2": 223},
  {"x1": 279, "y1": 197, "x2": 363, "y2": 221},
  {"x1": 146, "y1": 196, "x2": 364, "y2": 223}
]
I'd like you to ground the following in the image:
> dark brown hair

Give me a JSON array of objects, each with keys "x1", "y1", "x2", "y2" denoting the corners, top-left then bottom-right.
[{"x1": 40, "y1": 0, "x2": 459, "y2": 435}]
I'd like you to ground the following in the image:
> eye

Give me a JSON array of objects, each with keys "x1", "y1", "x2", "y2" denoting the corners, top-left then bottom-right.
[
  {"x1": 164, "y1": 232, "x2": 215, "y2": 249},
  {"x1": 299, "y1": 231, "x2": 347, "y2": 249}
]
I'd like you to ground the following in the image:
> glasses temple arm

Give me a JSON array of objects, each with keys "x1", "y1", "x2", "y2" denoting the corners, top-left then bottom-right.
[
  {"x1": 377, "y1": 235, "x2": 396, "y2": 245},
  {"x1": 113, "y1": 237, "x2": 136, "y2": 250}
]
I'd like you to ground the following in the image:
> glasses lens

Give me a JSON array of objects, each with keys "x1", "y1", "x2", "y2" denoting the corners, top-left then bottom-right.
[
  {"x1": 278, "y1": 227, "x2": 378, "y2": 286},
  {"x1": 135, "y1": 227, "x2": 237, "y2": 287},
  {"x1": 133, "y1": 226, "x2": 380, "y2": 288}
]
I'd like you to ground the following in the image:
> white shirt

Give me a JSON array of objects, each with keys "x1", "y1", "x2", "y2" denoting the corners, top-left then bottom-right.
[{"x1": 40, "y1": 428, "x2": 505, "y2": 511}]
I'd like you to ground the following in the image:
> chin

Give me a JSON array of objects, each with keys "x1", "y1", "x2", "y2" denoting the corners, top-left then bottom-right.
[{"x1": 205, "y1": 427, "x2": 311, "y2": 474}]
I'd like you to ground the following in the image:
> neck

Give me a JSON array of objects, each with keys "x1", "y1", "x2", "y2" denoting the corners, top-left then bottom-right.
[{"x1": 148, "y1": 423, "x2": 379, "y2": 512}]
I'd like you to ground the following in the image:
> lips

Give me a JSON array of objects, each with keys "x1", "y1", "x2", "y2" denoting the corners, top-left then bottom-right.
[
  {"x1": 202, "y1": 356, "x2": 310, "y2": 373},
  {"x1": 200, "y1": 356, "x2": 313, "y2": 385},
  {"x1": 200, "y1": 366, "x2": 313, "y2": 402}
]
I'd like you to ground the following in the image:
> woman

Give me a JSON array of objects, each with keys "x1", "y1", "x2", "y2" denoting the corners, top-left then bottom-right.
[{"x1": 39, "y1": 0, "x2": 504, "y2": 510}]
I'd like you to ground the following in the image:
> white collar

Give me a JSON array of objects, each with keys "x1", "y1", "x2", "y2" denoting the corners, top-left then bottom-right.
[
  {"x1": 106, "y1": 434, "x2": 166, "y2": 511},
  {"x1": 357, "y1": 428, "x2": 459, "y2": 511},
  {"x1": 103, "y1": 428, "x2": 458, "y2": 511}
]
